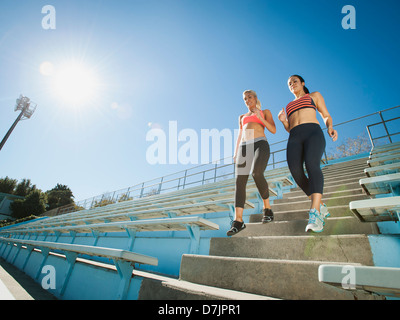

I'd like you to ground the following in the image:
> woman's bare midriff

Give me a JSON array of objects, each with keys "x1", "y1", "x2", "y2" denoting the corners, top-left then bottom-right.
[
  {"x1": 242, "y1": 122, "x2": 266, "y2": 142},
  {"x1": 288, "y1": 108, "x2": 320, "y2": 131}
]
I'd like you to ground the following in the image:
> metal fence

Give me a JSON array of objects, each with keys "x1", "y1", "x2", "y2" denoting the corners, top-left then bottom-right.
[
  {"x1": 47, "y1": 105, "x2": 400, "y2": 216},
  {"x1": 367, "y1": 110, "x2": 400, "y2": 147}
]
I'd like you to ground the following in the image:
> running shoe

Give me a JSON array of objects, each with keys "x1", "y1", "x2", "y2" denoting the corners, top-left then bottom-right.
[
  {"x1": 305, "y1": 209, "x2": 324, "y2": 233},
  {"x1": 320, "y1": 203, "x2": 330, "y2": 219},
  {"x1": 227, "y1": 220, "x2": 246, "y2": 236},
  {"x1": 262, "y1": 208, "x2": 274, "y2": 223}
]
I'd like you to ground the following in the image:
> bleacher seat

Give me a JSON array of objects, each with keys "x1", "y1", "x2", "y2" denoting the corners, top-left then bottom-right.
[
  {"x1": 370, "y1": 141, "x2": 400, "y2": 155},
  {"x1": 318, "y1": 264, "x2": 400, "y2": 298},
  {"x1": 364, "y1": 162, "x2": 400, "y2": 177},
  {"x1": 369, "y1": 150, "x2": 400, "y2": 160},
  {"x1": 350, "y1": 143, "x2": 400, "y2": 223},
  {"x1": 3, "y1": 167, "x2": 295, "y2": 233},
  {"x1": 0, "y1": 216, "x2": 219, "y2": 254},
  {"x1": 367, "y1": 153, "x2": 400, "y2": 167},
  {"x1": 359, "y1": 173, "x2": 400, "y2": 196}
]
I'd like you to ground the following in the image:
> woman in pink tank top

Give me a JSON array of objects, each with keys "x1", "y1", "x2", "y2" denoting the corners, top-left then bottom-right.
[{"x1": 227, "y1": 90, "x2": 276, "y2": 236}]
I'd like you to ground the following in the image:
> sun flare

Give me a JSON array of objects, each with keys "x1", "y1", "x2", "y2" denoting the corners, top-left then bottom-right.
[{"x1": 52, "y1": 62, "x2": 99, "y2": 106}]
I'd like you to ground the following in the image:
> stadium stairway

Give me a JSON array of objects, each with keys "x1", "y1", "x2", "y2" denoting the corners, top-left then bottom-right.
[{"x1": 139, "y1": 157, "x2": 386, "y2": 300}]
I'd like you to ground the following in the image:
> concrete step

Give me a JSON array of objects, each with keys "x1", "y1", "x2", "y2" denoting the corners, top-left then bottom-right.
[
  {"x1": 233, "y1": 217, "x2": 379, "y2": 237},
  {"x1": 270, "y1": 193, "x2": 368, "y2": 212},
  {"x1": 175, "y1": 156, "x2": 381, "y2": 301},
  {"x1": 324, "y1": 174, "x2": 366, "y2": 186},
  {"x1": 136, "y1": 270, "x2": 277, "y2": 300},
  {"x1": 322, "y1": 158, "x2": 368, "y2": 171},
  {"x1": 179, "y1": 254, "x2": 382, "y2": 300},
  {"x1": 277, "y1": 186, "x2": 364, "y2": 204},
  {"x1": 209, "y1": 235, "x2": 375, "y2": 265},
  {"x1": 322, "y1": 165, "x2": 367, "y2": 177},
  {"x1": 285, "y1": 174, "x2": 366, "y2": 197},
  {"x1": 322, "y1": 163, "x2": 367, "y2": 175},
  {"x1": 323, "y1": 170, "x2": 365, "y2": 181},
  {"x1": 250, "y1": 205, "x2": 354, "y2": 222},
  {"x1": 284, "y1": 179, "x2": 363, "y2": 195},
  {"x1": 323, "y1": 172, "x2": 365, "y2": 186},
  {"x1": 321, "y1": 170, "x2": 366, "y2": 180}
]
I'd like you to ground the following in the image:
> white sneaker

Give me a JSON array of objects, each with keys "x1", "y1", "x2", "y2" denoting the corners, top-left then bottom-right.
[
  {"x1": 305, "y1": 209, "x2": 324, "y2": 233},
  {"x1": 320, "y1": 203, "x2": 330, "y2": 219}
]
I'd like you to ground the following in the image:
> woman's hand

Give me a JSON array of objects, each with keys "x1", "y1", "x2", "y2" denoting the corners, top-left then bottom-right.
[
  {"x1": 278, "y1": 108, "x2": 290, "y2": 133},
  {"x1": 278, "y1": 108, "x2": 287, "y2": 122},
  {"x1": 312, "y1": 91, "x2": 338, "y2": 142},
  {"x1": 328, "y1": 127, "x2": 338, "y2": 142},
  {"x1": 250, "y1": 108, "x2": 263, "y2": 121}
]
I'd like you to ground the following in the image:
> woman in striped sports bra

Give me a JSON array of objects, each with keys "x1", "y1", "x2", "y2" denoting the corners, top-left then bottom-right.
[
  {"x1": 227, "y1": 90, "x2": 276, "y2": 236},
  {"x1": 278, "y1": 75, "x2": 338, "y2": 233}
]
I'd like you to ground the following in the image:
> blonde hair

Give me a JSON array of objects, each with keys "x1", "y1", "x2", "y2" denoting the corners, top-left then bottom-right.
[{"x1": 243, "y1": 89, "x2": 262, "y2": 110}]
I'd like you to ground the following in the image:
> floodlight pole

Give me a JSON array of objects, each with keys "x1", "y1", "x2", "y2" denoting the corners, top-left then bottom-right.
[
  {"x1": 0, "y1": 95, "x2": 37, "y2": 152},
  {"x1": 0, "y1": 110, "x2": 25, "y2": 151}
]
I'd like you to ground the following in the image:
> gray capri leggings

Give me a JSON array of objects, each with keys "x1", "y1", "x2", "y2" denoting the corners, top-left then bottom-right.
[{"x1": 235, "y1": 137, "x2": 270, "y2": 208}]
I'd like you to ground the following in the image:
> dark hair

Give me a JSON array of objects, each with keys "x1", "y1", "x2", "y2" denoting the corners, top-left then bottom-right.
[{"x1": 289, "y1": 74, "x2": 310, "y2": 94}]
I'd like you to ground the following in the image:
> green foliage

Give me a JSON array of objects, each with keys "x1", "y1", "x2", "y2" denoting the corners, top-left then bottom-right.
[
  {"x1": 0, "y1": 176, "x2": 18, "y2": 194},
  {"x1": 46, "y1": 184, "x2": 74, "y2": 211},
  {"x1": 14, "y1": 178, "x2": 36, "y2": 197},
  {"x1": 0, "y1": 177, "x2": 75, "y2": 220},
  {"x1": 10, "y1": 189, "x2": 47, "y2": 219}
]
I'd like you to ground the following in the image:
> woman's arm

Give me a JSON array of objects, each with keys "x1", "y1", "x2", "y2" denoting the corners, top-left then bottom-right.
[
  {"x1": 278, "y1": 108, "x2": 290, "y2": 133},
  {"x1": 233, "y1": 115, "x2": 244, "y2": 163},
  {"x1": 256, "y1": 109, "x2": 276, "y2": 134},
  {"x1": 311, "y1": 91, "x2": 338, "y2": 141}
]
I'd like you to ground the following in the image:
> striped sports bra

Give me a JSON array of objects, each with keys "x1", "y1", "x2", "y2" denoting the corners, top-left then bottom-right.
[
  {"x1": 286, "y1": 94, "x2": 317, "y2": 118},
  {"x1": 242, "y1": 110, "x2": 265, "y2": 127}
]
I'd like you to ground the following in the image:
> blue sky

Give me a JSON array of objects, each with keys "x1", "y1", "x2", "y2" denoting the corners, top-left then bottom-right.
[{"x1": 0, "y1": 0, "x2": 399, "y2": 202}]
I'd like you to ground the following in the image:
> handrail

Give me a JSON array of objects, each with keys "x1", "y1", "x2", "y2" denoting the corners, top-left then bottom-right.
[{"x1": 367, "y1": 115, "x2": 400, "y2": 147}]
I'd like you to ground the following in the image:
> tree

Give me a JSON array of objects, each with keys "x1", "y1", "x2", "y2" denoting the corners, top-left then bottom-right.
[
  {"x1": 10, "y1": 189, "x2": 47, "y2": 219},
  {"x1": 0, "y1": 176, "x2": 18, "y2": 194},
  {"x1": 327, "y1": 132, "x2": 371, "y2": 160},
  {"x1": 0, "y1": 177, "x2": 76, "y2": 220},
  {"x1": 46, "y1": 184, "x2": 74, "y2": 210},
  {"x1": 14, "y1": 179, "x2": 36, "y2": 196}
]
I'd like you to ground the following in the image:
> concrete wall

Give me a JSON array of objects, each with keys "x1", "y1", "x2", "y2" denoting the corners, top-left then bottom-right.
[{"x1": 1, "y1": 242, "x2": 143, "y2": 300}]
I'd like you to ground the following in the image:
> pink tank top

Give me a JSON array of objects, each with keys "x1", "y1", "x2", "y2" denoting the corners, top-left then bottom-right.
[{"x1": 242, "y1": 111, "x2": 265, "y2": 127}]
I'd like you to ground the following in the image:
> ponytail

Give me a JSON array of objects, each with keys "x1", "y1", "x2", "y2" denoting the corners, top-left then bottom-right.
[{"x1": 256, "y1": 98, "x2": 262, "y2": 110}]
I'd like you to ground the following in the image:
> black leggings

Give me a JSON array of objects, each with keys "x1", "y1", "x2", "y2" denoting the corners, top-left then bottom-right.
[
  {"x1": 286, "y1": 123, "x2": 326, "y2": 196},
  {"x1": 235, "y1": 138, "x2": 270, "y2": 208}
]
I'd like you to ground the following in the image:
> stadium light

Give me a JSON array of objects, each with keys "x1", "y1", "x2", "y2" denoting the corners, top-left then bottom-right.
[{"x1": 0, "y1": 95, "x2": 37, "y2": 152}]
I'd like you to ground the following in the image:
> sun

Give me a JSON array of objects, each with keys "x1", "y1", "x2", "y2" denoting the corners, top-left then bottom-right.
[{"x1": 52, "y1": 62, "x2": 99, "y2": 106}]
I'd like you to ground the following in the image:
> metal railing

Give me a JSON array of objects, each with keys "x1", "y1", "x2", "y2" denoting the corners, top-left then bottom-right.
[
  {"x1": 45, "y1": 105, "x2": 400, "y2": 216},
  {"x1": 367, "y1": 109, "x2": 400, "y2": 148}
]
